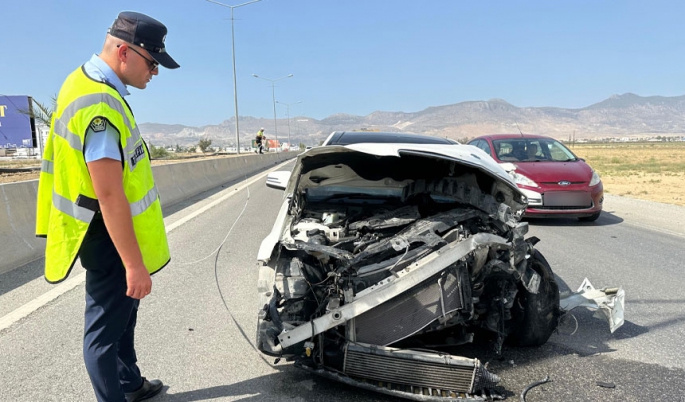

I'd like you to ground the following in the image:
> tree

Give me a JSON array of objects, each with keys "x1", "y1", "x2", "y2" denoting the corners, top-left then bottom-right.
[
  {"x1": 148, "y1": 142, "x2": 169, "y2": 159},
  {"x1": 31, "y1": 98, "x2": 56, "y2": 127},
  {"x1": 18, "y1": 96, "x2": 56, "y2": 128},
  {"x1": 198, "y1": 138, "x2": 212, "y2": 153}
]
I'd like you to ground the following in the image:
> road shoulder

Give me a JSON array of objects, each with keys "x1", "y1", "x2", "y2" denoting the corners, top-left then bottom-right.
[{"x1": 603, "y1": 194, "x2": 685, "y2": 238}]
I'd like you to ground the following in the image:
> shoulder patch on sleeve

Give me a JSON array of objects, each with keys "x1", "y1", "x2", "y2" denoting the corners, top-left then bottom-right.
[{"x1": 89, "y1": 117, "x2": 107, "y2": 132}]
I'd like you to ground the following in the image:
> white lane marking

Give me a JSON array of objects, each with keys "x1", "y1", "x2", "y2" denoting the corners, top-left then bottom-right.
[
  {"x1": 0, "y1": 160, "x2": 293, "y2": 332},
  {"x1": 165, "y1": 161, "x2": 288, "y2": 232},
  {"x1": 0, "y1": 272, "x2": 85, "y2": 332}
]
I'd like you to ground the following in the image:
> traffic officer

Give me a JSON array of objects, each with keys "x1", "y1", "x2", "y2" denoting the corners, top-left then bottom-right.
[
  {"x1": 256, "y1": 127, "x2": 265, "y2": 153},
  {"x1": 35, "y1": 11, "x2": 179, "y2": 402}
]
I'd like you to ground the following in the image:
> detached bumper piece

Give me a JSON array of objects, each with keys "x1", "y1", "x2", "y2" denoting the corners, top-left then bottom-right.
[
  {"x1": 317, "y1": 342, "x2": 501, "y2": 401},
  {"x1": 559, "y1": 278, "x2": 625, "y2": 333}
]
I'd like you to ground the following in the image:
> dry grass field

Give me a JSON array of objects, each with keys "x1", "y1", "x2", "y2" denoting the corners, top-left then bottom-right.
[
  {"x1": 569, "y1": 142, "x2": 685, "y2": 207},
  {"x1": 2, "y1": 142, "x2": 685, "y2": 207}
]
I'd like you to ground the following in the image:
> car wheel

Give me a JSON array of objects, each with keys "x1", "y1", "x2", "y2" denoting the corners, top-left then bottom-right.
[
  {"x1": 578, "y1": 211, "x2": 601, "y2": 222},
  {"x1": 507, "y1": 250, "x2": 560, "y2": 347}
]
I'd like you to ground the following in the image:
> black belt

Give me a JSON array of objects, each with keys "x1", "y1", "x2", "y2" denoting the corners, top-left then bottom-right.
[{"x1": 76, "y1": 194, "x2": 101, "y2": 212}]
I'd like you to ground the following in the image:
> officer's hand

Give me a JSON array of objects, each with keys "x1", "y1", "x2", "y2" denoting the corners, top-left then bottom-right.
[{"x1": 126, "y1": 265, "x2": 153, "y2": 299}]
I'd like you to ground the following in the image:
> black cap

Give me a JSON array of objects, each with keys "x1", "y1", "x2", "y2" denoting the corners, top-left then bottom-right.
[{"x1": 109, "y1": 11, "x2": 180, "y2": 69}]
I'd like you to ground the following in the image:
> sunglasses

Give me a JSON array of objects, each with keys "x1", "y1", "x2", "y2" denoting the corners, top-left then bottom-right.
[{"x1": 120, "y1": 44, "x2": 159, "y2": 72}]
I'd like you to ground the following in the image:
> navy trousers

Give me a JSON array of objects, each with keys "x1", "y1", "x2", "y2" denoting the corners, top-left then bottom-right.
[{"x1": 80, "y1": 215, "x2": 144, "y2": 402}]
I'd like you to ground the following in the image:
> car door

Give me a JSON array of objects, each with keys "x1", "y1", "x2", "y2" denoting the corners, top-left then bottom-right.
[{"x1": 470, "y1": 139, "x2": 493, "y2": 157}]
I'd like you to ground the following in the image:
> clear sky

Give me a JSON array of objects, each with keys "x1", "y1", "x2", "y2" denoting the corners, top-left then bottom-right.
[{"x1": 1, "y1": 1, "x2": 681, "y2": 127}]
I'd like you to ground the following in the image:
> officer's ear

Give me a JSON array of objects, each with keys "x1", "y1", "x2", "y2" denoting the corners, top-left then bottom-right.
[{"x1": 116, "y1": 44, "x2": 129, "y2": 63}]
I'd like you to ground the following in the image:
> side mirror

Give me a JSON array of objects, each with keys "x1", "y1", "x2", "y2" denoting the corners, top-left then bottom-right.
[{"x1": 266, "y1": 171, "x2": 291, "y2": 190}]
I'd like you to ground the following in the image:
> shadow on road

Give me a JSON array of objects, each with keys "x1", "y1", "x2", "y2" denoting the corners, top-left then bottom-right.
[
  {"x1": 153, "y1": 366, "x2": 400, "y2": 402},
  {"x1": 0, "y1": 258, "x2": 44, "y2": 297},
  {"x1": 524, "y1": 210, "x2": 624, "y2": 227}
]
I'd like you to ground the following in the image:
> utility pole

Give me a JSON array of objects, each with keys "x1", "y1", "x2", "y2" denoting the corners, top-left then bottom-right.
[
  {"x1": 252, "y1": 74, "x2": 293, "y2": 151},
  {"x1": 206, "y1": 0, "x2": 262, "y2": 153}
]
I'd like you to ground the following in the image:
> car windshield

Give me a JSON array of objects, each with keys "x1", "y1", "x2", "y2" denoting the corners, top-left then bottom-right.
[{"x1": 493, "y1": 138, "x2": 577, "y2": 162}]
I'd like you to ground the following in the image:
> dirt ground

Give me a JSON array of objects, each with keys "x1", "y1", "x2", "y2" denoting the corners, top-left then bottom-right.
[
  {"x1": 571, "y1": 142, "x2": 685, "y2": 207},
  {"x1": 0, "y1": 170, "x2": 39, "y2": 184},
  {"x1": 595, "y1": 173, "x2": 684, "y2": 206}
]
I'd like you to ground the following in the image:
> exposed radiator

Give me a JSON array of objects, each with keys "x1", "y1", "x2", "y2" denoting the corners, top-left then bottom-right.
[
  {"x1": 355, "y1": 269, "x2": 466, "y2": 345},
  {"x1": 343, "y1": 343, "x2": 499, "y2": 395}
]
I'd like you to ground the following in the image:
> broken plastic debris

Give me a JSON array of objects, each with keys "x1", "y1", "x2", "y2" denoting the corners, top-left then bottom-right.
[{"x1": 559, "y1": 278, "x2": 625, "y2": 333}]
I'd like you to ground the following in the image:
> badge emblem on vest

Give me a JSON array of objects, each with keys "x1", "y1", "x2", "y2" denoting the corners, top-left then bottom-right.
[
  {"x1": 89, "y1": 117, "x2": 107, "y2": 132},
  {"x1": 130, "y1": 143, "x2": 146, "y2": 169}
]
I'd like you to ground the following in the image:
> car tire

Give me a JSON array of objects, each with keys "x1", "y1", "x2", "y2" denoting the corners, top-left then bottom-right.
[
  {"x1": 507, "y1": 250, "x2": 560, "y2": 347},
  {"x1": 578, "y1": 211, "x2": 601, "y2": 222}
]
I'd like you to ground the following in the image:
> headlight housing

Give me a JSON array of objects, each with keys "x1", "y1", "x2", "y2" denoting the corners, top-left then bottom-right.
[
  {"x1": 510, "y1": 171, "x2": 539, "y2": 188},
  {"x1": 589, "y1": 170, "x2": 601, "y2": 186}
]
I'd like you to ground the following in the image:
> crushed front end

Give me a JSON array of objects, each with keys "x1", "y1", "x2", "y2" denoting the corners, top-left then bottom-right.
[{"x1": 255, "y1": 144, "x2": 622, "y2": 400}]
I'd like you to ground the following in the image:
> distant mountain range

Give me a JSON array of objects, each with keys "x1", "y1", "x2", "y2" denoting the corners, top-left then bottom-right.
[{"x1": 139, "y1": 93, "x2": 685, "y2": 147}]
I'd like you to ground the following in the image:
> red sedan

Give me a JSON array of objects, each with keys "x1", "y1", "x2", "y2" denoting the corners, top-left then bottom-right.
[{"x1": 468, "y1": 134, "x2": 603, "y2": 221}]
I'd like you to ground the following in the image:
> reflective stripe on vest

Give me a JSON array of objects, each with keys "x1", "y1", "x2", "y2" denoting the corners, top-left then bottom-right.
[
  {"x1": 130, "y1": 185, "x2": 159, "y2": 217},
  {"x1": 41, "y1": 159, "x2": 54, "y2": 174},
  {"x1": 53, "y1": 190, "x2": 95, "y2": 223}
]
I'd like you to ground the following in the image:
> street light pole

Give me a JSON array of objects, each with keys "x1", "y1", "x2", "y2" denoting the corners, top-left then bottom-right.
[
  {"x1": 206, "y1": 0, "x2": 261, "y2": 154},
  {"x1": 276, "y1": 100, "x2": 301, "y2": 151},
  {"x1": 252, "y1": 73, "x2": 293, "y2": 150}
]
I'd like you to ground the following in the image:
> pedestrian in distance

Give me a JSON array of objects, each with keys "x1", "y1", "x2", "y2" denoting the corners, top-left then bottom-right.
[
  {"x1": 255, "y1": 127, "x2": 265, "y2": 154},
  {"x1": 35, "y1": 11, "x2": 179, "y2": 402}
]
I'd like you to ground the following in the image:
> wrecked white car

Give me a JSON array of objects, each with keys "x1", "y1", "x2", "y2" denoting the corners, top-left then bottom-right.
[{"x1": 256, "y1": 141, "x2": 624, "y2": 400}]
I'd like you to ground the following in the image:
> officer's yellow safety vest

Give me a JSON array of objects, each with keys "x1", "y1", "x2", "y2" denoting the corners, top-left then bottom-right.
[{"x1": 36, "y1": 67, "x2": 170, "y2": 283}]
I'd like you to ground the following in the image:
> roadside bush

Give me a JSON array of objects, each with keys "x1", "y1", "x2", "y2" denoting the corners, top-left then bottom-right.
[
  {"x1": 198, "y1": 138, "x2": 212, "y2": 153},
  {"x1": 149, "y1": 143, "x2": 170, "y2": 159}
]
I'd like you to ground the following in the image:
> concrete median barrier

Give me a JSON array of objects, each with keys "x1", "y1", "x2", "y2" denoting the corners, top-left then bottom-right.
[
  {"x1": 0, "y1": 180, "x2": 44, "y2": 275},
  {"x1": 0, "y1": 152, "x2": 295, "y2": 276}
]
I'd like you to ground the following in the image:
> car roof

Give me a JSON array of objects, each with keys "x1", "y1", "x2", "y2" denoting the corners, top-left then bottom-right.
[
  {"x1": 472, "y1": 134, "x2": 555, "y2": 141},
  {"x1": 325, "y1": 131, "x2": 458, "y2": 146}
]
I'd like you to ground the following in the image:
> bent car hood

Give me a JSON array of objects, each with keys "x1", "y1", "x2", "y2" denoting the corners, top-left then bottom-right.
[
  {"x1": 259, "y1": 143, "x2": 527, "y2": 262},
  {"x1": 514, "y1": 160, "x2": 592, "y2": 183},
  {"x1": 301, "y1": 143, "x2": 521, "y2": 193}
]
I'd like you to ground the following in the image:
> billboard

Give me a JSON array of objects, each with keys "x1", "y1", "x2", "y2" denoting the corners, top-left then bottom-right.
[
  {"x1": 0, "y1": 95, "x2": 36, "y2": 148},
  {"x1": 265, "y1": 139, "x2": 280, "y2": 149},
  {"x1": 250, "y1": 138, "x2": 280, "y2": 150}
]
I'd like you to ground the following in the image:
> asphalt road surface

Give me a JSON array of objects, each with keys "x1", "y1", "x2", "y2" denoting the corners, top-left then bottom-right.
[{"x1": 1, "y1": 162, "x2": 684, "y2": 402}]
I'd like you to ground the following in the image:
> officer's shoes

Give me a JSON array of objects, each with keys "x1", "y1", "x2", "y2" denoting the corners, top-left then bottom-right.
[{"x1": 125, "y1": 378, "x2": 163, "y2": 402}]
